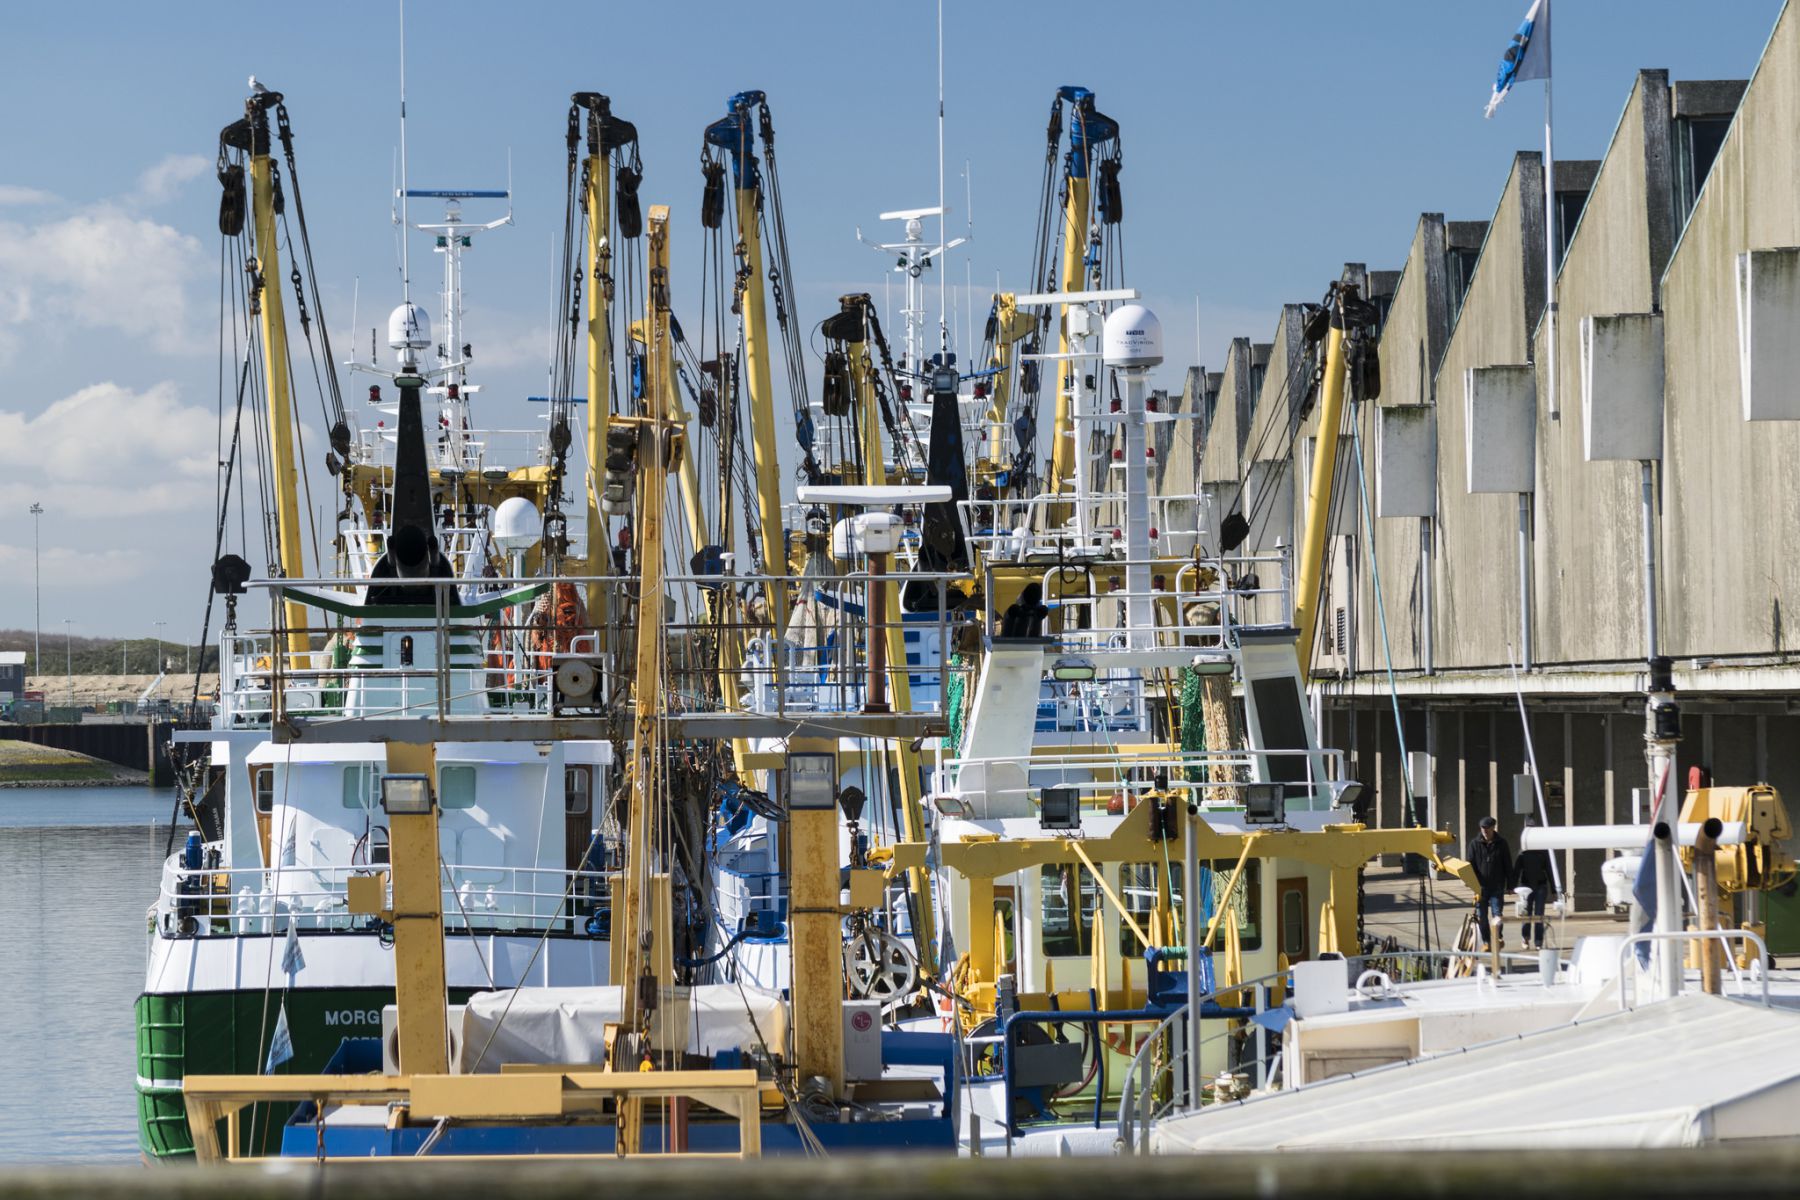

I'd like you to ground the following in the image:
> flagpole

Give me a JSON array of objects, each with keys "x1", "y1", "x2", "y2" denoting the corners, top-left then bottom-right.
[{"x1": 1542, "y1": 58, "x2": 1558, "y2": 419}]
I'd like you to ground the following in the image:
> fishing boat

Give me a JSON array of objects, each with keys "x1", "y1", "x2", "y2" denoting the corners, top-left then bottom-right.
[
  {"x1": 137, "y1": 86, "x2": 629, "y2": 1160},
  {"x1": 172, "y1": 79, "x2": 965, "y2": 1161}
]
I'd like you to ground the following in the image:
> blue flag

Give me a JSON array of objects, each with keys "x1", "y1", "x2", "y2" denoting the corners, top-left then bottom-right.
[
  {"x1": 1486, "y1": 0, "x2": 1552, "y2": 118},
  {"x1": 1629, "y1": 835, "x2": 1658, "y2": 968}
]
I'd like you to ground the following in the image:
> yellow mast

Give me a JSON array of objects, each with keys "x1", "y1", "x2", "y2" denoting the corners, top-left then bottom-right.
[
  {"x1": 1048, "y1": 172, "x2": 1090, "y2": 514},
  {"x1": 1291, "y1": 288, "x2": 1351, "y2": 680},
  {"x1": 582, "y1": 123, "x2": 612, "y2": 622},
  {"x1": 984, "y1": 292, "x2": 1034, "y2": 486},
  {"x1": 737, "y1": 183, "x2": 789, "y2": 628},
  {"x1": 247, "y1": 96, "x2": 309, "y2": 656},
  {"x1": 613, "y1": 204, "x2": 675, "y2": 1151}
]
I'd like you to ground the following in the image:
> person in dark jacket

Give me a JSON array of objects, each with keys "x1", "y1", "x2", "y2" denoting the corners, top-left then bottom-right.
[
  {"x1": 1467, "y1": 816, "x2": 1513, "y2": 948},
  {"x1": 1512, "y1": 815, "x2": 1554, "y2": 950}
]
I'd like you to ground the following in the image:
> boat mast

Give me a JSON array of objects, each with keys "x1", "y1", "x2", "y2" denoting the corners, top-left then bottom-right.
[
  {"x1": 245, "y1": 89, "x2": 309, "y2": 655},
  {"x1": 580, "y1": 94, "x2": 614, "y2": 623},
  {"x1": 1292, "y1": 284, "x2": 1361, "y2": 680},
  {"x1": 613, "y1": 204, "x2": 676, "y2": 1152},
  {"x1": 707, "y1": 94, "x2": 788, "y2": 629}
]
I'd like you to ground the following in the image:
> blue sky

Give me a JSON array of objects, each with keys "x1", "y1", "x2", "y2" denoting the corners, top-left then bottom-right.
[{"x1": 0, "y1": 0, "x2": 1783, "y2": 640}]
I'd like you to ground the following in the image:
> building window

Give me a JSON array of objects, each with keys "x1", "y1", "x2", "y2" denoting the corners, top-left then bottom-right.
[
  {"x1": 439, "y1": 764, "x2": 477, "y2": 810},
  {"x1": 1674, "y1": 115, "x2": 1732, "y2": 228},
  {"x1": 1041, "y1": 862, "x2": 1099, "y2": 957},
  {"x1": 1447, "y1": 247, "x2": 1481, "y2": 320},
  {"x1": 1553, "y1": 188, "x2": 1590, "y2": 267}
]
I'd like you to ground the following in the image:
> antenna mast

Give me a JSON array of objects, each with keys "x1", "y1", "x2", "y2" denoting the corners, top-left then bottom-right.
[
  {"x1": 397, "y1": 0, "x2": 411, "y2": 304},
  {"x1": 936, "y1": 0, "x2": 947, "y2": 356}
]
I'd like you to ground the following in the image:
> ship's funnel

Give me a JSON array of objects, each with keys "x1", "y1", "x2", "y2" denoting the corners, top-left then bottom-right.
[{"x1": 367, "y1": 380, "x2": 451, "y2": 605}]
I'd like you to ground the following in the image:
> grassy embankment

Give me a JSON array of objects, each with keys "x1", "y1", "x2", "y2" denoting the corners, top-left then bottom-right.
[{"x1": 0, "y1": 740, "x2": 138, "y2": 784}]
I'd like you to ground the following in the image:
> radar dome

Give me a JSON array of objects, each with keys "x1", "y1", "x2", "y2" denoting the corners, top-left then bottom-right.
[
  {"x1": 1103, "y1": 303, "x2": 1163, "y2": 369},
  {"x1": 492, "y1": 496, "x2": 540, "y2": 554},
  {"x1": 388, "y1": 301, "x2": 432, "y2": 366}
]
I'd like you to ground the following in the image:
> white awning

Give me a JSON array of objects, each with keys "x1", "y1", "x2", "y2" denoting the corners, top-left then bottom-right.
[{"x1": 1153, "y1": 994, "x2": 1800, "y2": 1152}]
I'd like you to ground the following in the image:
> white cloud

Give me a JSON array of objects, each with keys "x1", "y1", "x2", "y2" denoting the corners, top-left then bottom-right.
[
  {"x1": 133, "y1": 154, "x2": 209, "y2": 206},
  {"x1": 0, "y1": 381, "x2": 217, "y2": 518},
  {"x1": 0, "y1": 205, "x2": 205, "y2": 354},
  {"x1": 0, "y1": 542, "x2": 148, "y2": 588},
  {"x1": 0, "y1": 185, "x2": 57, "y2": 206}
]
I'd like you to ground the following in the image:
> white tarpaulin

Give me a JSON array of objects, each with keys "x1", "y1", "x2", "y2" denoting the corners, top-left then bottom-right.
[
  {"x1": 1153, "y1": 993, "x2": 1800, "y2": 1152},
  {"x1": 458, "y1": 984, "x2": 788, "y2": 1074}
]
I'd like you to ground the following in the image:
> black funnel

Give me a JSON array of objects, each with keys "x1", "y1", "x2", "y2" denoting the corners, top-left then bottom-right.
[{"x1": 367, "y1": 381, "x2": 452, "y2": 606}]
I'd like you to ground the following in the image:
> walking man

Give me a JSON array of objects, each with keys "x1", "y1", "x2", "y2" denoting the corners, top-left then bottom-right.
[
  {"x1": 1468, "y1": 815, "x2": 1513, "y2": 949},
  {"x1": 1512, "y1": 815, "x2": 1553, "y2": 950}
]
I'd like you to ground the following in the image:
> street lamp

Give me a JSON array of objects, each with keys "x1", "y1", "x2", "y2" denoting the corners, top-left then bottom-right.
[
  {"x1": 62, "y1": 618, "x2": 72, "y2": 710},
  {"x1": 29, "y1": 503, "x2": 42, "y2": 675},
  {"x1": 153, "y1": 621, "x2": 166, "y2": 675}
]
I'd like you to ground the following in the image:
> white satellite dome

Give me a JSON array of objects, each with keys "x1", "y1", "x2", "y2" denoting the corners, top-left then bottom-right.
[
  {"x1": 492, "y1": 496, "x2": 540, "y2": 554},
  {"x1": 387, "y1": 301, "x2": 432, "y2": 366},
  {"x1": 1103, "y1": 303, "x2": 1163, "y2": 369}
]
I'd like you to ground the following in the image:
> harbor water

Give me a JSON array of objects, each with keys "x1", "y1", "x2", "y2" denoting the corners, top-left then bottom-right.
[{"x1": 0, "y1": 786, "x2": 176, "y2": 1163}]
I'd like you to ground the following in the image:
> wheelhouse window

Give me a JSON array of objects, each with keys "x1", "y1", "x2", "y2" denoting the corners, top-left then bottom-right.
[
  {"x1": 1041, "y1": 862, "x2": 1099, "y2": 957},
  {"x1": 342, "y1": 764, "x2": 377, "y2": 808},
  {"x1": 1119, "y1": 862, "x2": 1170, "y2": 955},
  {"x1": 565, "y1": 765, "x2": 592, "y2": 815},
  {"x1": 1202, "y1": 858, "x2": 1263, "y2": 952},
  {"x1": 439, "y1": 764, "x2": 477, "y2": 810}
]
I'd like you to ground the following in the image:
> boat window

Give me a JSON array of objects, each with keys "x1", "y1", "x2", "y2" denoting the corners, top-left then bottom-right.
[
  {"x1": 995, "y1": 891, "x2": 1017, "y2": 976},
  {"x1": 342, "y1": 765, "x2": 376, "y2": 809},
  {"x1": 439, "y1": 764, "x2": 477, "y2": 810},
  {"x1": 1118, "y1": 863, "x2": 1167, "y2": 955},
  {"x1": 1040, "y1": 862, "x2": 1099, "y2": 957},
  {"x1": 1203, "y1": 858, "x2": 1263, "y2": 953},
  {"x1": 565, "y1": 765, "x2": 592, "y2": 816},
  {"x1": 1281, "y1": 887, "x2": 1305, "y2": 960},
  {"x1": 399, "y1": 635, "x2": 415, "y2": 667},
  {"x1": 252, "y1": 766, "x2": 274, "y2": 814}
]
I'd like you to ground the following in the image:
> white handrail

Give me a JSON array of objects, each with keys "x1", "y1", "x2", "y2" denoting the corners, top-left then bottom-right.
[{"x1": 1616, "y1": 929, "x2": 1770, "y2": 1009}]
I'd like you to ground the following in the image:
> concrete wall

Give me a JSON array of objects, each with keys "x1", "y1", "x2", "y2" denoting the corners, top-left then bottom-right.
[
  {"x1": 1431, "y1": 152, "x2": 1547, "y2": 670},
  {"x1": 1352, "y1": 215, "x2": 1451, "y2": 677},
  {"x1": 1199, "y1": 339, "x2": 1256, "y2": 553},
  {"x1": 1662, "y1": 2, "x2": 1800, "y2": 656},
  {"x1": 1530, "y1": 72, "x2": 1675, "y2": 666}
]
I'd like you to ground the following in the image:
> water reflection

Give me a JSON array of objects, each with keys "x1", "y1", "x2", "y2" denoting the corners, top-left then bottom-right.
[{"x1": 0, "y1": 787, "x2": 174, "y2": 1163}]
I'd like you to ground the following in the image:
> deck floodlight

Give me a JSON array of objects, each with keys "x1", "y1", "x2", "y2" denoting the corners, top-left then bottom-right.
[
  {"x1": 1243, "y1": 782, "x2": 1286, "y2": 825},
  {"x1": 380, "y1": 774, "x2": 434, "y2": 815},
  {"x1": 1050, "y1": 656, "x2": 1097, "y2": 683},
  {"x1": 932, "y1": 795, "x2": 973, "y2": 819},
  {"x1": 1039, "y1": 786, "x2": 1082, "y2": 830},
  {"x1": 1333, "y1": 780, "x2": 1366, "y2": 812},
  {"x1": 786, "y1": 752, "x2": 838, "y2": 812}
]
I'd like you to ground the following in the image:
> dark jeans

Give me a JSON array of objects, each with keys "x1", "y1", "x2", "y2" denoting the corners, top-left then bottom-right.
[
  {"x1": 1522, "y1": 887, "x2": 1547, "y2": 946},
  {"x1": 1475, "y1": 889, "x2": 1504, "y2": 947}
]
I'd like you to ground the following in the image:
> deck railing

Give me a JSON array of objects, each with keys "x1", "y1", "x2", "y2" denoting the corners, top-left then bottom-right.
[{"x1": 154, "y1": 856, "x2": 611, "y2": 939}]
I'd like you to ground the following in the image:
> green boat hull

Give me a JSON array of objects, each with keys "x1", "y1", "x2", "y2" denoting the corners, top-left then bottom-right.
[{"x1": 136, "y1": 985, "x2": 480, "y2": 1161}]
